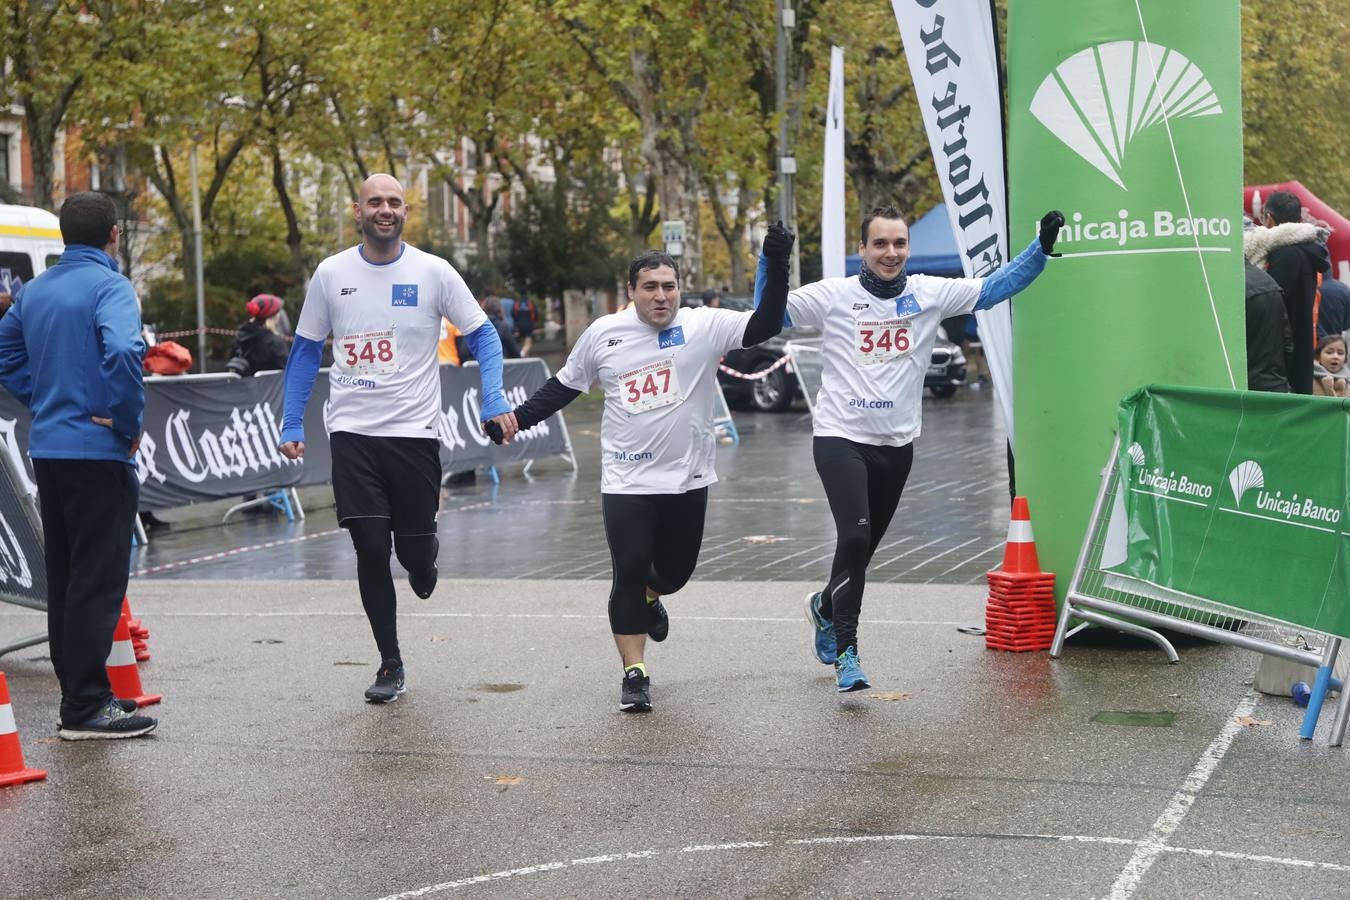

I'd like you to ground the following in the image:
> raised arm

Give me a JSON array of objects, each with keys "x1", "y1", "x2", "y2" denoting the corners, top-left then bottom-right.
[
  {"x1": 973, "y1": 210, "x2": 1063, "y2": 310},
  {"x1": 743, "y1": 222, "x2": 795, "y2": 346}
]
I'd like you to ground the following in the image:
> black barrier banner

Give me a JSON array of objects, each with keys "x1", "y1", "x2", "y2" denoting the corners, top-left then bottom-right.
[
  {"x1": 0, "y1": 359, "x2": 568, "y2": 511},
  {"x1": 0, "y1": 430, "x2": 47, "y2": 611}
]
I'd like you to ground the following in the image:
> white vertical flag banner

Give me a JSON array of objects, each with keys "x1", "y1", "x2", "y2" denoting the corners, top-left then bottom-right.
[
  {"x1": 821, "y1": 45, "x2": 847, "y2": 279},
  {"x1": 890, "y1": 1, "x2": 1015, "y2": 447}
]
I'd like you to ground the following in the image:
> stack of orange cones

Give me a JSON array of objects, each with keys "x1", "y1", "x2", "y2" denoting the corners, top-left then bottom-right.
[
  {"x1": 107, "y1": 607, "x2": 161, "y2": 707},
  {"x1": 123, "y1": 596, "x2": 150, "y2": 662},
  {"x1": 0, "y1": 672, "x2": 46, "y2": 787},
  {"x1": 985, "y1": 497, "x2": 1057, "y2": 652}
]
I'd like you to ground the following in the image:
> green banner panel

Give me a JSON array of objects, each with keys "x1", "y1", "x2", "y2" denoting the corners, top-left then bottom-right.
[
  {"x1": 1009, "y1": 1, "x2": 1245, "y2": 604},
  {"x1": 1112, "y1": 385, "x2": 1350, "y2": 638}
]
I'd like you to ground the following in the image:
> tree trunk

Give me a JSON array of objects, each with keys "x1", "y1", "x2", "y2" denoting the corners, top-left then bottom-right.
[{"x1": 269, "y1": 140, "x2": 307, "y2": 286}]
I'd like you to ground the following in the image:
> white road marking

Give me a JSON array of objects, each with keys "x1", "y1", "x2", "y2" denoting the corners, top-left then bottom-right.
[
  {"x1": 377, "y1": 826, "x2": 1350, "y2": 898},
  {"x1": 1106, "y1": 692, "x2": 1260, "y2": 899},
  {"x1": 927, "y1": 542, "x2": 1003, "y2": 582}
]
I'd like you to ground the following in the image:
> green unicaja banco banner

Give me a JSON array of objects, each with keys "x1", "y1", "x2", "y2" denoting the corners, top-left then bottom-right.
[
  {"x1": 1110, "y1": 386, "x2": 1350, "y2": 639},
  {"x1": 1009, "y1": 0, "x2": 1245, "y2": 606}
]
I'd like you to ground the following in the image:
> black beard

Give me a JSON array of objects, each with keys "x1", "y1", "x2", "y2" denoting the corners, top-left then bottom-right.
[
  {"x1": 857, "y1": 261, "x2": 907, "y2": 299},
  {"x1": 360, "y1": 216, "x2": 404, "y2": 249}
]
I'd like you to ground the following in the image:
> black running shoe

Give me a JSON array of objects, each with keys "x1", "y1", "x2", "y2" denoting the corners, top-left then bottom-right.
[
  {"x1": 409, "y1": 566, "x2": 438, "y2": 599},
  {"x1": 59, "y1": 698, "x2": 139, "y2": 730},
  {"x1": 619, "y1": 668, "x2": 651, "y2": 713},
  {"x1": 58, "y1": 699, "x2": 157, "y2": 741},
  {"x1": 408, "y1": 537, "x2": 439, "y2": 599},
  {"x1": 365, "y1": 664, "x2": 406, "y2": 703},
  {"x1": 647, "y1": 596, "x2": 669, "y2": 642}
]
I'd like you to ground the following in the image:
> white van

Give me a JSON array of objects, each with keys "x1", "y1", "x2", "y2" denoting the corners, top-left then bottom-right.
[{"x1": 0, "y1": 204, "x2": 64, "y2": 292}]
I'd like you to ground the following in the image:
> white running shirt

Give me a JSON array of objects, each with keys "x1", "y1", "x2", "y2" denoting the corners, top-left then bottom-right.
[
  {"x1": 295, "y1": 244, "x2": 487, "y2": 438},
  {"x1": 787, "y1": 274, "x2": 984, "y2": 446},
  {"x1": 557, "y1": 305, "x2": 751, "y2": 494}
]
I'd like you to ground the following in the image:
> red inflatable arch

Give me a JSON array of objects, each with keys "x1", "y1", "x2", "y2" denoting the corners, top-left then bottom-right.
[{"x1": 1244, "y1": 181, "x2": 1350, "y2": 282}]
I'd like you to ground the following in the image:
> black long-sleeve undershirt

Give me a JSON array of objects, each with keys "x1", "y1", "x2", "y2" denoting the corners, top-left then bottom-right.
[
  {"x1": 512, "y1": 376, "x2": 581, "y2": 432},
  {"x1": 743, "y1": 251, "x2": 790, "y2": 347}
]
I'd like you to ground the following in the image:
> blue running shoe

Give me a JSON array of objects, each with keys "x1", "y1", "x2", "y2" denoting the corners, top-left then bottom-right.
[
  {"x1": 835, "y1": 646, "x2": 869, "y2": 693},
  {"x1": 805, "y1": 592, "x2": 837, "y2": 665}
]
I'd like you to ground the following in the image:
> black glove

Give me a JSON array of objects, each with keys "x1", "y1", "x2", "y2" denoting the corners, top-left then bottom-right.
[
  {"x1": 1039, "y1": 210, "x2": 1065, "y2": 255},
  {"x1": 485, "y1": 419, "x2": 504, "y2": 445},
  {"x1": 763, "y1": 220, "x2": 795, "y2": 260}
]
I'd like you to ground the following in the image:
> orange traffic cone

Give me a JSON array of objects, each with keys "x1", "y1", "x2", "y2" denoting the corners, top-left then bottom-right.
[
  {"x1": 107, "y1": 610, "x2": 161, "y2": 707},
  {"x1": 998, "y1": 496, "x2": 1042, "y2": 574},
  {"x1": 0, "y1": 672, "x2": 46, "y2": 787},
  {"x1": 123, "y1": 596, "x2": 150, "y2": 662},
  {"x1": 985, "y1": 496, "x2": 1057, "y2": 653}
]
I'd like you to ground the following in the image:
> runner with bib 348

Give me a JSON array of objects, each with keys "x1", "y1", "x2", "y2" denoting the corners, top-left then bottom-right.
[
  {"x1": 756, "y1": 206, "x2": 1063, "y2": 692},
  {"x1": 490, "y1": 224, "x2": 795, "y2": 712},
  {"x1": 280, "y1": 173, "x2": 518, "y2": 705}
]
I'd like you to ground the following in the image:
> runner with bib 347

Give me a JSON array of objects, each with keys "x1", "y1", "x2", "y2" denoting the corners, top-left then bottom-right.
[
  {"x1": 489, "y1": 224, "x2": 795, "y2": 712},
  {"x1": 756, "y1": 206, "x2": 1063, "y2": 692}
]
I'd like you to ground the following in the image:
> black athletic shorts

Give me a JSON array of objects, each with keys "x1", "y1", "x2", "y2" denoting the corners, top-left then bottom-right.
[{"x1": 329, "y1": 431, "x2": 441, "y2": 535}]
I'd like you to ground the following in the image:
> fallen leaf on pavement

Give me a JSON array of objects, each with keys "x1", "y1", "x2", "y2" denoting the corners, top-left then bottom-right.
[
  {"x1": 870, "y1": 691, "x2": 912, "y2": 702},
  {"x1": 1235, "y1": 716, "x2": 1273, "y2": 727},
  {"x1": 491, "y1": 775, "x2": 525, "y2": 785}
]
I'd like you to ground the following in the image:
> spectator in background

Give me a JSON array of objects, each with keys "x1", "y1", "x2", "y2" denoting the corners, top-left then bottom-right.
[
  {"x1": 1318, "y1": 273, "x2": 1350, "y2": 340},
  {"x1": 1253, "y1": 191, "x2": 1331, "y2": 393},
  {"x1": 1313, "y1": 333, "x2": 1350, "y2": 397},
  {"x1": 701, "y1": 289, "x2": 722, "y2": 309},
  {"x1": 1244, "y1": 260, "x2": 1291, "y2": 393},
  {"x1": 227, "y1": 293, "x2": 290, "y2": 375},
  {"x1": 513, "y1": 295, "x2": 537, "y2": 357},
  {"x1": 463, "y1": 295, "x2": 520, "y2": 361},
  {"x1": 0, "y1": 275, "x2": 22, "y2": 317},
  {"x1": 0, "y1": 191, "x2": 156, "y2": 740}
]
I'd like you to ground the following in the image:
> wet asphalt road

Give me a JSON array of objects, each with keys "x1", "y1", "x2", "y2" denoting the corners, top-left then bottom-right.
[
  {"x1": 130, "y1": 386, "x2": 1013, "y2": 586},
  {"x1": 1, "y1": 387, "x2": 1348, "y2": 898}
]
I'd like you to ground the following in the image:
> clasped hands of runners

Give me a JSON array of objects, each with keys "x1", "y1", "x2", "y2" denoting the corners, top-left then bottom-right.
[{"x1": 278, "y1": 412, "x2": 519, "y2": 458}]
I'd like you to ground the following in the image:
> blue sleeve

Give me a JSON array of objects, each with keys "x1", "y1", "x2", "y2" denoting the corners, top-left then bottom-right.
[
  {"x1": 753, "y1": 253, "x2": 794, "y2": 328},
  {"x1": 975, "y1": 239, "x2": 1048, "y2": 310},
  {"x1": 280, "y1": 335, "x2": 324, "y2": 445},
  {"x1": 0, "y1": 295, "x2": 32, "y2": 406},
  {"x1": 95, "y1": 280, "x2": 146, "y2": 442},
  {"x1": 463, "y1": 322, "x2": 511, "y2": 420}
]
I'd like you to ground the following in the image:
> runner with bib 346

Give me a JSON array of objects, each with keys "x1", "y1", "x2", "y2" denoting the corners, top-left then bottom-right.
[
  {"x1": 756, "y1": 206, "x2": 1063, "y2": 692},
  {"x1": 489, "y1": 224, "x2": 795, "y2": 712}
]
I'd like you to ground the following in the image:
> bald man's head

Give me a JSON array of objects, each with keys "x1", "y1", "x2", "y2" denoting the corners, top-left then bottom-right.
[{"x1": 355, "y1": 173, "x2": 407, "y2": 252}]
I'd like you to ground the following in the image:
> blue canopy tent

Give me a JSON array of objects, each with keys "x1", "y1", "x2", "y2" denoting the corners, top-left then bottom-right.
[{"x1": 845, "y1": 203, "x2": 964, "y2": 277}]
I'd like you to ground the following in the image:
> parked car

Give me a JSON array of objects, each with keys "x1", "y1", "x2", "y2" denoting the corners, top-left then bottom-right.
[
  {"x1": 714, "y1": 295, "x2": 810, "y2": 412},
  {"x1": 713, "y1": 295, "x2": 967, "y2": 409}
]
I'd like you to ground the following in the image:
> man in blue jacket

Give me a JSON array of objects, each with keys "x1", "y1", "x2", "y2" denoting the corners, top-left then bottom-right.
[{"x1": 0, "y1": 191, "x2": 156, "y2": 740}]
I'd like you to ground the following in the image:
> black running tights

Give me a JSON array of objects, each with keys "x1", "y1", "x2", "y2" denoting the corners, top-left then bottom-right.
[
  {"x1": 346, "y1": 518, "x2": 438, "y2": 666},
  {"x1": 813, "y1": 436, "x2": 915, "y2": 656},
  {"x1": 601, "y1": 489, "x2": 708, "y2": 634}
]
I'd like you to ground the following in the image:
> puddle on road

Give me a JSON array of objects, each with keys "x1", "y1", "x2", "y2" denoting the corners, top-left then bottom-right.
[
  {"x1": 476, "y1": 683, "x2": 526, "y2": 693},
  {"x1": 1092, "y1": 710, "x2": 1177, "y2": 727}
]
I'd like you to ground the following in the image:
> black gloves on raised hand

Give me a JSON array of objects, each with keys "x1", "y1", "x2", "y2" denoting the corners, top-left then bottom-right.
[
  {"x1": 763, "y1": 220, "x2": 795, "y2": 260},
  {"x1": 1039, "y1": 210, "x2": 1065, "y2": 255},
  {"x1": 485, "y1": 420, "x2": 504, "y2": 445}
]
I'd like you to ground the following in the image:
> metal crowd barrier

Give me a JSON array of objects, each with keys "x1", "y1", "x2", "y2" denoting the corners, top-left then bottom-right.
[{"x1": 1050, "y1": 436, "x2": 1349, "y2": 746}]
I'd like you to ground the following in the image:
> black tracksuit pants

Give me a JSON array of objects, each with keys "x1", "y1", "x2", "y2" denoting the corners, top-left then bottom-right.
[{"x1": 34, "y1": 458, "x2": 138, "y2": 726}]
